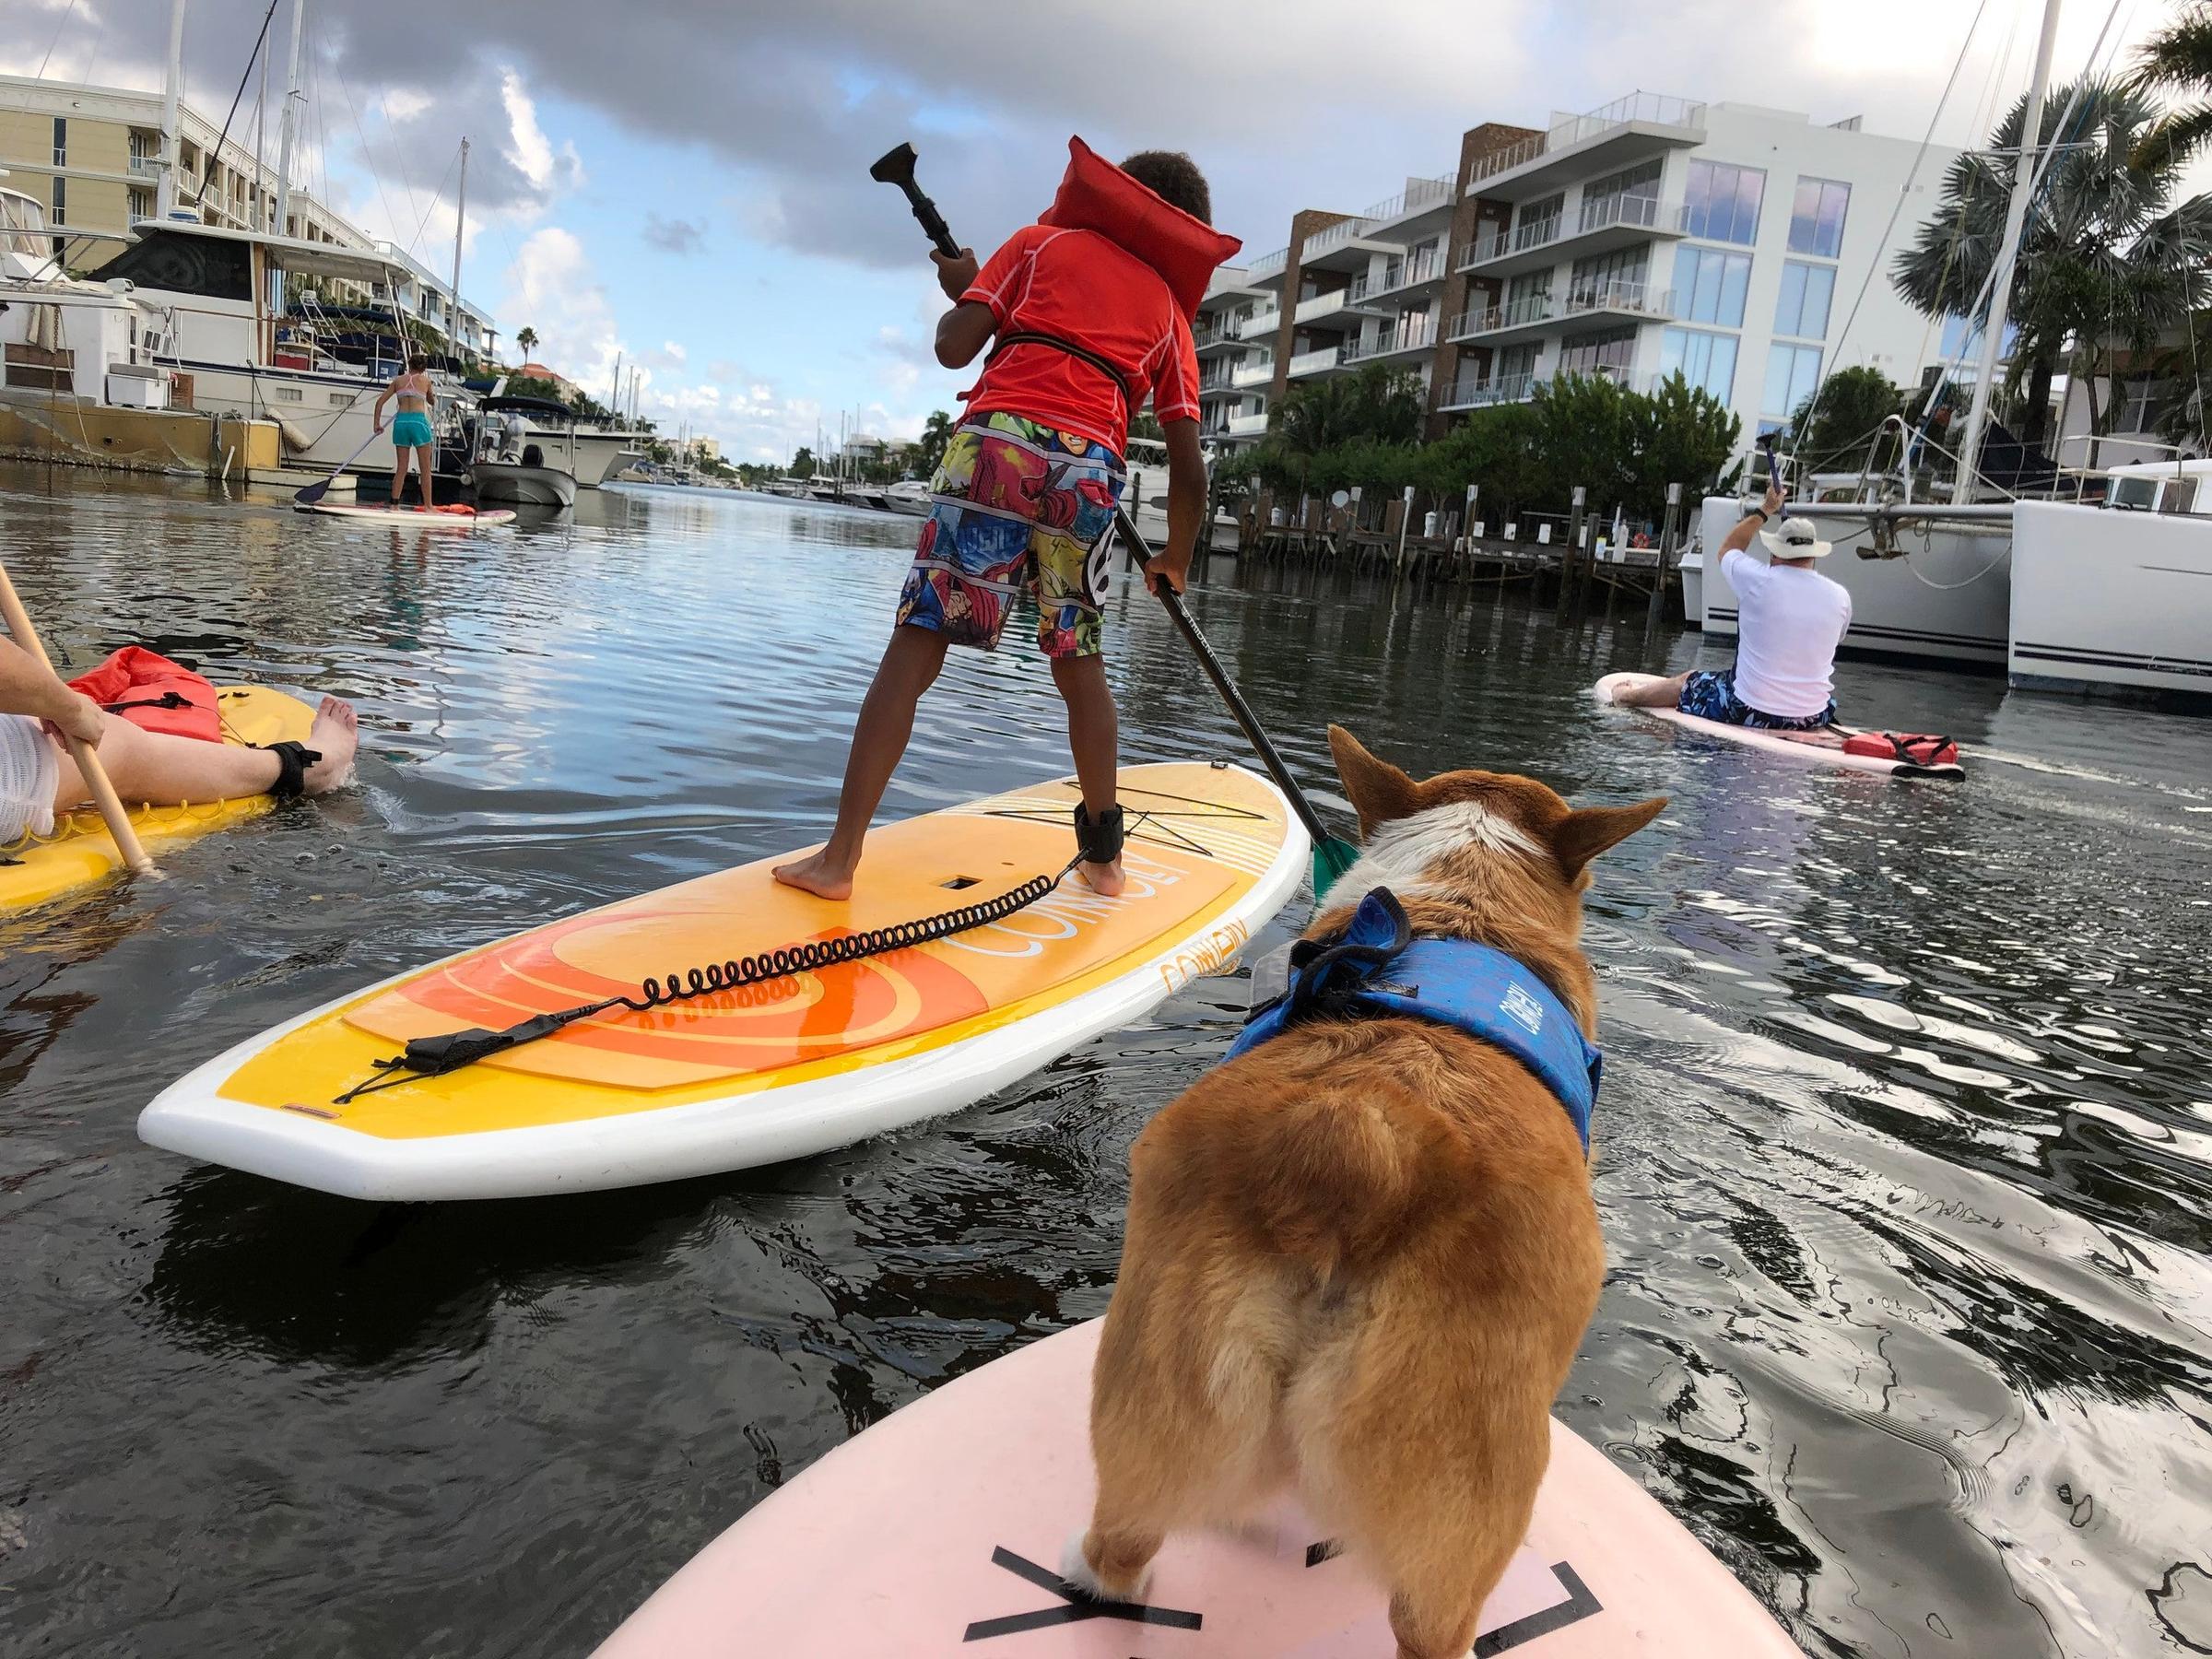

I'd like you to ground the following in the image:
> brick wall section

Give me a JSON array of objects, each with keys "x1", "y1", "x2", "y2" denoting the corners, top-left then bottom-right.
[
  {"x1": 1266, "y1": 208, "x2": 1356, "y2": 405},
  {"x1": 1425, "y1": 122, "x2": 1541, "y2": 439}
]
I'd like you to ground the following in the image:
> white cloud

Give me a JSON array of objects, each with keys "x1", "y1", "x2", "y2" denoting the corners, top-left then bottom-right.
[
  {"x1": 382, "y1": 88, "x2": 433, "y2": 123},
  {"x1": 500, "y1": 67, "x2": 583, "y2": 195}
]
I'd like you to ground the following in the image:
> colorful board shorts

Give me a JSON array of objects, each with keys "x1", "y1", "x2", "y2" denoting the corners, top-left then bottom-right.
[
  {"x1": 1678, "y1": 667, "x2": 1836, "y2": 731},
  {"x1": 389, "y1": 410, "x2": 434, "y2": 449},
  {"x1": 896, "y1": 412, "x2": 1126, "y2": 659}
]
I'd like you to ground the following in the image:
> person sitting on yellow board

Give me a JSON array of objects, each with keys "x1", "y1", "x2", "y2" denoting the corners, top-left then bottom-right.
[{"x1": 0, "y1": 631, "x2": 359, "y2": 848}]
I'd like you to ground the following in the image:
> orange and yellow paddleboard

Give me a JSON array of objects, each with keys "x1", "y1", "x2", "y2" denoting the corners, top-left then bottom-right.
[{"x1": 139, "y1": 763, "x2": 1304, "y2": 1199}]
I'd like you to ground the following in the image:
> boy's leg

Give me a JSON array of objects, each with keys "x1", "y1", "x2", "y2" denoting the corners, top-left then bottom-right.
[
  {"x1": 1051, "y1": 653, "x2": 1124, "y2": 897},
  {"x1": 772, "y1": 626, "x2": 948, "y2": 900},
  {"x1": 1613, "y1": 670, "x2": 1688, "y2": 709}
]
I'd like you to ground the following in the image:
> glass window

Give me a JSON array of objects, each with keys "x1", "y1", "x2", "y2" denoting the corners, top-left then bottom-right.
[
  {"x1": 1684, "y1": 160, "x2": 1765, "y2": 244},
  {"x1": 1672, "y1": 246, "x2": 1750, "y2": 326},
  {"x1": 1515, "y1": 193, "x2": 1564, "y2": 251},
  {"x1": 50, "y1": 176, "x2": 65, "y2": 227},
  {"x1": 1789, "y1": 178, "x2": 1851, "y2": 257},
  {"x1": 53, "y1": 117, "x2": 66, "y2": 167},
  {"x1": 1773, "y1": 261, "x2": 1835, "y2": 338},
  {"x1": 1762, "y1": 343, "x2": 1824, "y2": 421},
  {"x1": 1660, "y1": 326, "x2": 1739, "y2": 401},
  {"x1": 1570, "y1": 245, "x2": 1648, "y2": 305}
]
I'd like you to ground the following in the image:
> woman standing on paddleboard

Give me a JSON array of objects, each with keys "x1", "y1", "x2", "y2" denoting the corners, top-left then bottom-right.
[{"x1": 372, "y1": 353, "x2": 440, "y2": 511}]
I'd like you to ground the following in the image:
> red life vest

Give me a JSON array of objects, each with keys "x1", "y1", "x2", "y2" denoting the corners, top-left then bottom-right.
[
  {"x1": 1841, "y1": 731, "x2": 1959, "y2": 768},
  {"x1": 67, "y1": 647, "x2": 222, "y2": 742},
  {"x1": 1037, "y1": 136, "x2": 1241, "y2": 323}
]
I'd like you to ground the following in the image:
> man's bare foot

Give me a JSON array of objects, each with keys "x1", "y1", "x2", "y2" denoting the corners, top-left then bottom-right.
[
  {"x1": 773, "y1": 848, "x2": 855, "y2": 901},
  {"x1": 1079, "y1": 858, "x2": 1125, "y2": 898},
  {"x1": 301, "y1": 696, "x2": 359, "y2": 794}
]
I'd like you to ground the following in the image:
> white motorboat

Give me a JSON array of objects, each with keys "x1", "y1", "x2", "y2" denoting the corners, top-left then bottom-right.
[
  {"x1": 2, "y1": 182, "x2": 179, "y2": 414},
  {"x1": 883, "y1": 479, "x2": 934, "y2": 516},
  {"x1": 555, "y1": 425, "x2": 652, "y2": 488},
  {"x1": 470, "y1": 394, "x2": 578, "y2": 508},
  {"x1": 96, "y1": 218, "x2": 471, "y2": 477}
]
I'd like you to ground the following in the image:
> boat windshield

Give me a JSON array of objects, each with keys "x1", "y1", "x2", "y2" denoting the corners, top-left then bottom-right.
[
  {"x1": 1, "y1": 188, "x2": 48, "y2": 258},
  {"x1": 2108, "y1": 476, "x2": 2162, "y2": 512}
]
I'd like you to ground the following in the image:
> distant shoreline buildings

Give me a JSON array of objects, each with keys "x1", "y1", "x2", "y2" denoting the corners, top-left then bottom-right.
[{"x1": 1198, "y1": 91, "x2": 1961, "y2": 458}]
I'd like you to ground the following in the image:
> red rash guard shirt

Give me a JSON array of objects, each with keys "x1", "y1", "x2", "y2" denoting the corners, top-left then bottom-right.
[{"x1": 959, "y1": 223, "x2": 1199, "y2": 457}]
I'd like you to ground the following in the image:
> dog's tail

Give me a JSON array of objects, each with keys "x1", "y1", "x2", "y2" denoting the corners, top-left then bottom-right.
[{"x1": 1242, "y1": 1085, "x2": 1441, "y2": 1277}]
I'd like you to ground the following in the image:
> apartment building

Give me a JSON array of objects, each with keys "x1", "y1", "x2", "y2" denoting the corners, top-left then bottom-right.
[
  {"x1": 1, "y1": 72, "x2": 492, "y2": 358},
  {"x1": 1193, "y1": 265, "x2": 1274, "y2": 446},
  {"x1": 1213, "y1": 91, "x2": 1955, "y2": 455}
]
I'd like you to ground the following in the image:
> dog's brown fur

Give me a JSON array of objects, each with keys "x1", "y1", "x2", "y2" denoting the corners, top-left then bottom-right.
[{"x1": 1077, "y1": 728, "x2": 1665, "y2": 1659}]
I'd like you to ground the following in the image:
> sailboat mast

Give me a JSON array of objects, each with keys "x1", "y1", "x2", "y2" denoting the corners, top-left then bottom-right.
[
  {"x1": 272, "y1": 0, "x2": 307, "y2": 240},
  {"x1": 449, "y1": 136, "x2": 468, "y2": 364},
  {"x1": 1955, "y1": 0, "x2": 2062, "y2": 503},
  {"x1": 158, "y1": 0, "x2": 185, "y2": 220},
  {"x1": 252, "y1": 16, "x2": 269, "y2": 228}
]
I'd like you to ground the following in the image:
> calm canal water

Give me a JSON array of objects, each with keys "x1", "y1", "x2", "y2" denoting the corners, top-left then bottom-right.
[{"x1": 2, "y1": 462, "x2": 2209, "y2": 1658}]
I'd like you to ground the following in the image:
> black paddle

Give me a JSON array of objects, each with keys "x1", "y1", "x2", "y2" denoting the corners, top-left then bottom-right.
[
  {"x1": 295, "y1": 429, "x2": 381, "y2": 507},
  {"x1": 868, "y1": 143, "x2": 1361, "y2": 895}
]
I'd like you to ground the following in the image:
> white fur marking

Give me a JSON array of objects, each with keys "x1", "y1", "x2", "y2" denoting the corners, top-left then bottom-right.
[{"x1": 1331, "y1": 799, "x2": 1540, "y2": 900}]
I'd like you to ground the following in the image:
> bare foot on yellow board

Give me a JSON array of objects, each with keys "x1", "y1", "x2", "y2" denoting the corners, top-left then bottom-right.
[
  {"x1": 772, "y1": 849, "x2": 855, "y2": 901},
  {"x1": 1079, "y1": 859, "x2": 1125, "y2": 898}
]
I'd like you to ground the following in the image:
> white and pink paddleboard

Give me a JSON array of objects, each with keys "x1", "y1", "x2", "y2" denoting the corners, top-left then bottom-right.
[
  {"x1": 1594, "y1": 672, "x2": 1964, "y2": 782},
  {"x1": 594, "y1": 1319, "x2": 1801, "y2": 1658},
  {"x1": 294, "y1": 501, "x2": 517, "y2": 526}
]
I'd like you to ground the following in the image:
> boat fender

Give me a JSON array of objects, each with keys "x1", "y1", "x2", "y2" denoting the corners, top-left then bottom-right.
[
  {"x1": 67, "y1": 647, "x2": 221, "y2": 742},
  {"x1": 1037, "y1": 136, "x2": 1241, "y2": 322},
  {"x1": 274, "y1": 417, "x2": 312, "y2": 452}
]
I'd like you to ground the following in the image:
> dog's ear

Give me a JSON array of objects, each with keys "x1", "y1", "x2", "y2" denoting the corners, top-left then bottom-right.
[
  {"x1": 1327, "y1": 725, "x2": 1418, "y2": 839},
  {"x1": 1550, "y1": 796, "x2": 1667, "y2": 880}
]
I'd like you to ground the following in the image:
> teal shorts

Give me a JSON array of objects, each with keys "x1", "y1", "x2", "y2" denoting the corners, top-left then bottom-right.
[{"x1": 390, "y1": 410, "x2": 434, "y2": 448}]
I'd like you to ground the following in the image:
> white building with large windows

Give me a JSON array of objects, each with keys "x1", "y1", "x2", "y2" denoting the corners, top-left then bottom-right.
[
  {"x1": 1194, "y1": 265, "x2": 1275, "y2": 449},
  {"x1": 1437, "y1": 96, "x2": 1955, "y2": 451}
]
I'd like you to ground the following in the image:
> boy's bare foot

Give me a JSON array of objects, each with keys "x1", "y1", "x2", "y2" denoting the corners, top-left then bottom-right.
[
  {"x1": 773, "y1": 849, "x2": 855, "y2": 901},
  {"x1": 1079, "y1": 858, "x2": 1125, "y2": 898},
  {"x1": 301, "y1": 696, "x2": 359, "y2": 794}
]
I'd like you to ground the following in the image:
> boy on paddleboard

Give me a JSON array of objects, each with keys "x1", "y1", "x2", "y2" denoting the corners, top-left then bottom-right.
[{"x1": 777, "y1": 149, "x2": 1215, "y2": 901}]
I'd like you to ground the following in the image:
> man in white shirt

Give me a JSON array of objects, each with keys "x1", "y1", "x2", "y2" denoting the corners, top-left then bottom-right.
[{"x1": 1617, "y1": 484, "x2": 1853, "y2": 729}]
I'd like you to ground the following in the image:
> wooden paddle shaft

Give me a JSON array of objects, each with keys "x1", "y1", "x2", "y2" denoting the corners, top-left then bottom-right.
[{"x1": 0, "y1": 560, "x2": 156, "y2": 874}]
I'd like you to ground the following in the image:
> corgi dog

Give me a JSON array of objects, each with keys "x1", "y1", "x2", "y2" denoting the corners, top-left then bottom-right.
[{"x1": 1069, "y1": 726, "x2": 1666, "y2": 1659}]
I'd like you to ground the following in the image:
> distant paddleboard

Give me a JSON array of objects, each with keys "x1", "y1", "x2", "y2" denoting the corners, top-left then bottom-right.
[
  {"x1": 1595, "y1": 673, "x2": 1965, "y2": 781},
  {"x1": 295, "y1": 502, "x2": 516, "y2": 526},
  {"x1": 593, "y1": 1318, "x2": 1804, "y2": 1657},
  {"x1": 139, "y1": 762, "x2": 1303, "y2": 1199}
]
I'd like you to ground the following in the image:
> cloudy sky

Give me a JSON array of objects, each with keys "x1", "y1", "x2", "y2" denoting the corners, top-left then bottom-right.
[{"x1": 6, "y1": 0, "x2": 2194, "y2": 460}]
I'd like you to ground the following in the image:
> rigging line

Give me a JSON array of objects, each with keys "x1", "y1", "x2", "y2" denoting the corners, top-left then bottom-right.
[
  {"x1": 187, "y1": 0, "x2": 284, "y2": 213},
  {"x1": 325, "y1": 51, "x2": 403, "y2": 255},
  {"x1": 1788, "y1": 0, "x2": 1993, "y2": 477},
  {"x1": 35, "y1": 0, "x2": 80, "y2": 78},
  {"x1": 399, "y1": 145, "x2": 461, "y2": 265}
]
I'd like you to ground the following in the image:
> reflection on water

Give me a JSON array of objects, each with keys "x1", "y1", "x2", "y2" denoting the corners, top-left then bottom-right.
[{"x1": 3, "y1": 465, "x2": 2210, "y2": 1658}]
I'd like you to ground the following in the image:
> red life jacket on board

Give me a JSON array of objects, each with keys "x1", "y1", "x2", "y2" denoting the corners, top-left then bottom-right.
[{"x1": 67, "y1": 647, "x2": 222, "y2": 742}]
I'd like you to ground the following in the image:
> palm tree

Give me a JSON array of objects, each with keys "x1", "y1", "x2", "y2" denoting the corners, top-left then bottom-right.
[
  {"x1": 1892, "y1": 77, "x2": 2212, "y2": 450},
  {"x1": 912, "y1": 409, "x2": 956, "y2": 477},
  {"x1": 514, "y1": 325, "x2": 539, "y2": 361},
  {"x1": 2134, "y1": 1, "x2": 2212, "y2": 165},
  {"x1": 1268, "y1": 364, "x2": 1425, "y2": 452}
]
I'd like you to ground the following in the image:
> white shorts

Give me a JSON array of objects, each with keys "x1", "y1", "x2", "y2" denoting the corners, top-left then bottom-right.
[{"x1": 0, "y1": 713, "x2": 60, "y2": 844}]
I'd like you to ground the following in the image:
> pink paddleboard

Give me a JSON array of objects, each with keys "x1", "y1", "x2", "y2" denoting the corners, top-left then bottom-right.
[
  {"x1": 594, "y1": 1319, "x2": 1801, "y2": 1657},
  {"x1": 1595, "y1": 673, "x2": 1964, "y2": 782}
]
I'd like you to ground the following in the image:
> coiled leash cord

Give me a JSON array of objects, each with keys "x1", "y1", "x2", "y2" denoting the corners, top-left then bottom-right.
[{"x1": 333, "y1": 806, "x2": 1140, "y2": 1104}]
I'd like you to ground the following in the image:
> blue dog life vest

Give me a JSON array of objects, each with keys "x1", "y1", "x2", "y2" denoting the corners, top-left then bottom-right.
[{"x1": 1227, "y1": 888, "x2": 1599, "y2": 1153}]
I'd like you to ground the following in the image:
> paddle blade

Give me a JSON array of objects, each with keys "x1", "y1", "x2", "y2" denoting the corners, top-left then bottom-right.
[
  {"x1": 293, "y1": 477, "x2": 333, "y2": 506},
  {"x1": 1311, "y1": 835, "x2": 1361, "y2": 900}
]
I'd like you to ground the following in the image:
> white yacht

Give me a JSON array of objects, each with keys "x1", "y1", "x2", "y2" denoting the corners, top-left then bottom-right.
[
  {"x1": 2, "y1": 181, "x2": 177, "y2": 411},
  {"x1": 94, "y1": 216, "x2": 471, "y2": 477}
]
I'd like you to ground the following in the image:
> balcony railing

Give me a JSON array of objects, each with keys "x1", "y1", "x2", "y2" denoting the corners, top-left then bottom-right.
[
  {"x1": 1460, "y1": 194, "x2": 1689, "y2": 268},
  {"x1": 1227, "y1": 410, "x2": 1271, "y2": 437},
  {"x1": 1287, "y1": 344, "x2": 1347, "y2": 377},
  {"x1": 1343, "y1": 312, "x2": 1440, "y2": 363},
  {"x1": 1249, "y1": 247, "x2": 1288, "y2": 277},
  {"x1": 1347, "y1": 247, "x2": 1446, "y2": 303},
  {"x1": 1198, "y1": 365, "x2": 1238, "y2": 392},
  {"x1": 1360, "y1": 175, "x2": 1454, "y2": 227},
  {"x1": 1466, "y1": 91, "x2": 1707, "y2": 188},
  {"x1": 128, "y1": 155, "x2": 160, "y2": 178},
  {"x1": 1293, "y1": 288, "x2": 1352, "y2": 325},
  {"x1": 1441, "y1": 371, "x2": 1540, "y2": 411},
  {"x1": 1447, "y1": 292, "x2": 1557, "y2": 339},
  {"x1": 1562, "y1": 279, "x2": 1673, "y2": 320},
  {"x1": 1300, "y1": 216, "x2": 1379, "y2": 260},
  {"x1": 1231, "y1": 356, "x2": 1276, "y2": 388},
  {"x1": 1239, "y1": 308, "x2": 1281, "y2": 341}
]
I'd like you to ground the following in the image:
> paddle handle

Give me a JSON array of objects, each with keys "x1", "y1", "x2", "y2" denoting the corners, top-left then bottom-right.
[
  {"x1": 891, "y1": 179, "x2": 962, "y2": 261},
  {"x1": 1112, "y1": 506, "x2": 1334, "y2": 850},
  {"x1": 0, "y1": 561, "x2": 155, "y2": 875}
]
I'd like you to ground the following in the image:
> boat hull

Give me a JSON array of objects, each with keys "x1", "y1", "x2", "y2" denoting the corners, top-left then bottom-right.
[
  {"x1": 2009, "y1": 500, "x2": 2212, "y2": 700},
  {"x1": 470, "y1": 463, "x2": 576, "y2": 508}
]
